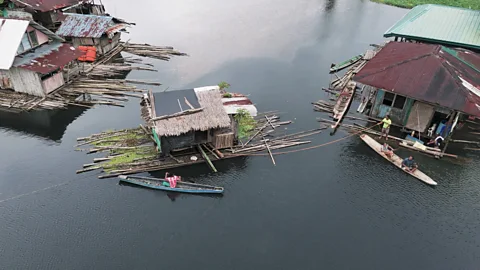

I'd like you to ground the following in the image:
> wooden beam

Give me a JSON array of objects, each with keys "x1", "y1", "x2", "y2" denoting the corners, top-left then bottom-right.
[
  {"x1": 151, "y1": 107, "x2": 203, "y2": 121},
  {"x1": 197, "y1": 145, "x2": 217, "y2": 173}
]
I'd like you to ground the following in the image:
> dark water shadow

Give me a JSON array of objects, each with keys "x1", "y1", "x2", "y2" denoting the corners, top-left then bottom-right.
[{"x1": 0, "y1": 106, "x2": 88, "y2": 142}]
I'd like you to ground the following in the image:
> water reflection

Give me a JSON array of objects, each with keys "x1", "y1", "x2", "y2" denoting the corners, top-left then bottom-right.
[{"x1": 0, "y1": 106, "x2": 88, "y2": 142}]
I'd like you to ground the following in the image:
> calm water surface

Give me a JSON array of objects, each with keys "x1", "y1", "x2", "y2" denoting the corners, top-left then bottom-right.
[{"x1": 1, "y1": 0, "x2": 479, "y2": 269}]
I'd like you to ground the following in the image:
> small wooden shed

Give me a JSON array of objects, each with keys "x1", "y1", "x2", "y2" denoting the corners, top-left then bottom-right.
[{"x1": 141, "y1": 86, "x2": 233, "y2": 154}]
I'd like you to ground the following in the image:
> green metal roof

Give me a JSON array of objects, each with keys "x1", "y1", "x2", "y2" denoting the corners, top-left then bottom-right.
[{"x1": 384, "y1": 4, "x2": 480, "y2": 51}]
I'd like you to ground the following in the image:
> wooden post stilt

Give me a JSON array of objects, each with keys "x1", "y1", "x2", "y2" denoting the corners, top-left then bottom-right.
[{"x1": 197, "y1": 145, "x2": 217, "y2": 173}]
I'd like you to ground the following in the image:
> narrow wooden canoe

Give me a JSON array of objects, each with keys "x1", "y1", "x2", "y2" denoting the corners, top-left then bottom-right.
[
  {"x1": 330, "y1": 55, "x2": 362, "y2": 73},
  {"x1": 359, "y1": 134, "x2": 437, "y2": 186},
  {"x1": 118, "y1": 175, "x2": 224, "y2": 194},
  {"x1": 331, "y1": 81, "x2": 356, "y2": 130}
]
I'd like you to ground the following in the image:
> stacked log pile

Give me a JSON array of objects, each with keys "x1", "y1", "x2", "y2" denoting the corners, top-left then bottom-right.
[{"x1": 121, "y1": 43, "x2": 188, "y2": 61}]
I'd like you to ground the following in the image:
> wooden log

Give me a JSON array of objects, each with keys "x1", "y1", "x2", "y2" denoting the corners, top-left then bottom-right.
[
  {"x1": 151, "y1": 107, "x2": 203, "y2": 121},
  {"x1": 450, "y1": 139, "x2": 480, "y2": 145},
  {"x1": 262, "y1": 133, "x2": 276, "y2": 166},
  {"x1": 197, "y1": 145, "x2": 217, "y2": 172},
  {"x1": 202, "y1": 144, "x2": 220, "y2": 160},
  {"x1": 265, "y1": 115, "x2": 275, "y2": 129},
  {"x1": 243, "y1": 122, "x2": 269, "y2": 147}
]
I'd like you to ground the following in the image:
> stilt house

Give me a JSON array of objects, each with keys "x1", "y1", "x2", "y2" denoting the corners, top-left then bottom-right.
[
  {"x1": 0, "y1": 18, "x2": 83, "y2": 96},
  {"x1": 353, "y1": 41, "x2": 480, "y2": 151},
  {"x1": 55, "y1": 13, "x2": 132, "y2": 56},
  {"x1": 141, "y1": 86, "x2": 234, "y2": 154}
]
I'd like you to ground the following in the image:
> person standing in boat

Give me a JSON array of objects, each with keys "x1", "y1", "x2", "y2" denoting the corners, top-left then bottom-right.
[
  {"x1": 401, "y1": 156, "x2": 418, "y2": 173},
  {"x1": 379, "y1": 115, "x2": 392, "y2": 140}
]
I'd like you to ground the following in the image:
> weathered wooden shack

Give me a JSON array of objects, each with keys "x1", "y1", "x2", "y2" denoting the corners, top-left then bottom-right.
[
  {"x1": 384, "y1": 4, "x2": 480, "y2": 52},
  {"x1": 141, "y1": 86, "x2": 234, "y2": 154},
  {"x1": 55, "y1": 13, "x2": 132, "y2": 57},
  {"x1": 0, "y1": 18, "x2": 83, "y2": 97},
  {"x1": 353, "y1": 41, "x2": 480, "y2": 152}
]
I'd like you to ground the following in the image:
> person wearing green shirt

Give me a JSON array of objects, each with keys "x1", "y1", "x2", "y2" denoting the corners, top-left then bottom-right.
[{"x1": 379, "y1": 115, "x2": 392, "y2": 140}]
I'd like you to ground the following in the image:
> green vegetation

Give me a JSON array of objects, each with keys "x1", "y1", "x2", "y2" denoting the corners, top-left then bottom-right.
[
  {"x1": 90, "y1": 129, "x2": 157, "y2": 172},
  {"x1": 234, "y1": 109, "x2": 256, "y2": 139},
  {"x1": 222, "y1": 92, "x2": 233, "y2": 98},
  {"x1": 218, "y1": 81, "x2": 231, "y2": 92},
  {"x1": 371, "y1": 0, "x2": 480, "y2": 9},
  {"x1": 104, "y1": 148, "x2": 157, "y2": 172}
]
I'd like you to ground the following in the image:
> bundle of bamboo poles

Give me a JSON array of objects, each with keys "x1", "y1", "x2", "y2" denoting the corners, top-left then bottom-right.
[
  {"x1": 121, "y1": 42, "x2": 188, "y2": 61},
  {"x1": 75, "y1": 113, "x2": 323, "y2": 178},
  {"x1": 82, "y1": 63, "x2": 157, "y2": 78},
  {"x1": 0, "y1": 90, "x2": 68, "y2": 111},
  {"x1": 58, "y1": 78, "x2": 155, "y2": 107}
]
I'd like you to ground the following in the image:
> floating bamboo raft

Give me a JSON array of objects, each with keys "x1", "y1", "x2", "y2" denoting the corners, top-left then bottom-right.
[{"x1": 75, "y1": 113, "x2": 324, "y2": 178}]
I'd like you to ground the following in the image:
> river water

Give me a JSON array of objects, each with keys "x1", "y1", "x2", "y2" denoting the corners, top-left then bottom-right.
[{"x1": 1, "y1": 0, "x2": 479, "y2": 269}]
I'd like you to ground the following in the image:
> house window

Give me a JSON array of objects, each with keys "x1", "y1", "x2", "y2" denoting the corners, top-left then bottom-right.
[
  {"x1": 382, "y1": 92, "x2": 395, "y2": 106},
  {"x1": 393, "y1": 95, "x2": 407, "y2": 109},
  {"x1": 20, "y1": 33, "x2": 32, "y2": 51},
  {"x1": 28, "y1": 31, "x2": 39, "y2": 47}
]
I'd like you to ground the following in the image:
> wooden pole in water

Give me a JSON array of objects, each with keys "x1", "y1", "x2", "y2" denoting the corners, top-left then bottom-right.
[
  {"x1": 441, "y1": 111, "x2": 459, "y2": 156},
  {"x1": 197, "y1": 145, "x2": 217, "y2": 173},
  {"x1": 262, "y1": 133, "x2": 276, "y2": 166}
]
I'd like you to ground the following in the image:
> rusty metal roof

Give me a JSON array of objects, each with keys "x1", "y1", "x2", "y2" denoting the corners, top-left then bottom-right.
[
  {"x1": 354, "y1": 42, "x2": 480, "y2": 117},
  {"x1": 384, "y1": 5, "x2": 480, "y2": 51},
  {"x1": 55, "y1": 14, "x2": 112, "y2": 38},
  {"x1": 55, "y1": 14, "x2": 130, "y2": 38},
  {"x1": 13, "y1": 42, "x2": 83, "y2": 74},
  {"x1": 11, "y1": 0, "x2": 86, "y2": 12}
]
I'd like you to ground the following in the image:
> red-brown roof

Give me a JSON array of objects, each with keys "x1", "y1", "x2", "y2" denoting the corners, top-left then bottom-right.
[
  {"x1": 15, "y1": 43, "x2": 83, "y2": 74},
  {"x1": 354, "y1": 42, "x2": 480, "y2": 117},
  {"x1": 12, "y1": 0, "x2": 86, "y2": 12}
]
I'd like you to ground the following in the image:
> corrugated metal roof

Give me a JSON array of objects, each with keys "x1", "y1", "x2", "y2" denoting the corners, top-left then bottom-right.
[
  {"x1": 55, "y1": 14, "x2": 130, "y2": 38},
  {"x1": 353, "y1": 42, "x2": 480, "y2": 117},
  {"x1": 13, "y1": 42, "x2": 83, "y2": 74},
  {"x1": 384, "y1": 5, "x2": 480, "y2": 51},
  {"x1": 56, "y1": 14, "x2": 113, "y2": 38},
  {"x1": 0, "y1": 18, "x2": 29, "y2": 70},
  {"x1": 11, "y1": 0, "x2": 86, "y2": 12}
]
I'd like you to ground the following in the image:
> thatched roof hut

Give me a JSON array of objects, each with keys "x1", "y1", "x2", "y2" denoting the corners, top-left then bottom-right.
[{"x1": 142, "y1": 86, "x2": 231, "y2": 137}]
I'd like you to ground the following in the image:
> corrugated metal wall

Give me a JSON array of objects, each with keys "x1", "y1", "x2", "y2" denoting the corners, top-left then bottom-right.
[
  {"x1": 42, "y1": 72, "x2": 64, "y2": 94},
  {"x1": 5, "y1": 68, "x2": 44, "y2": 97}
]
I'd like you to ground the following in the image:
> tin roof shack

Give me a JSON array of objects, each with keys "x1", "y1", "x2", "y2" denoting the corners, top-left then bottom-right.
[
  {"x1": 2, "y1": 0, "x2": 105, "y2": 31},
  {"x1": 384, "y1": 5, "x2": 480, "y2": 52},
  {"x1": 354, "y1": 42, "x2": 480, "y2": 156},
  {"x1": 141, "y1": 86, "x2": 233, "y2": 155},
  {"x1": 0, "y1": 18, "x2": 83, "y2": 97},
  {"x1": 55, "y1": 14, "x2": 132, "y2": 56}
]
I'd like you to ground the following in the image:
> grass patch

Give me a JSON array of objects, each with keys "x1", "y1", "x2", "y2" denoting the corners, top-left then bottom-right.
[
  {"x1": 234, "y1": 109, "x2": 256, "y2": 139},
  {"x1": 104, "y1": 148, "x2": 157, "y2": 172},
  {"x1": 371, "y1": 0, "x2": 480, "y2": 9}
]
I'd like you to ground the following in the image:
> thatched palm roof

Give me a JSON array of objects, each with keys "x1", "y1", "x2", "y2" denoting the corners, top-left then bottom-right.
[{"x1": 151, "y1": 86, "x2": 231, "y2": 136}]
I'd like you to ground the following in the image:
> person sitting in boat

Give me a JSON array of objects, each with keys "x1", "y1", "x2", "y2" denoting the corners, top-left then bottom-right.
[
  {"x1": 378, "y1": 115, "x2": 392, "y2": 141},
  {"x1": 381, "y1": 143, "x2": 395, "y2": 159},
  {"x1": 164, "y1": 172, "x2": 180, "y2": 188},
  {"x1": 427, "y1": 135, "x2": 444, "y2": 149},
  {"x1": 401, "y1": 156, "x2": 418, "y2": 173}
]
